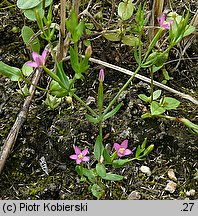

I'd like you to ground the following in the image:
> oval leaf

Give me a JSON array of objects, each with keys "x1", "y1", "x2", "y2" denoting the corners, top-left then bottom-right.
[
  {"x1": 153, "y1": 90, "x2": 162, "y2": 101},
  {"x1": 162, "y1": 97, "x2": 180, "y2": 110},
  {"x1": 96, "y1": 164, "x2": 106, "y2": 178},
  {"x1": 113, "y1": 159, "x2": 130, "y2": 168},
  {"x1": 118, "y1": 1, "x2": 134, "y2": 21},
  {"x1": 17, "y1": 0, "x2": 40, "y2": 10},
  {"x1": 23, "y1": 6, "x2": 44, "y2": 21},
  {"x1": 150, "y1": 101, "x2": 166, "y2": 115},
  {"x1": 103, "y1": 33, "x2": 121, "y2": 42},
  {"x1": 121, "y1": 35, "x2": 140, "y2": 46},
  {"x1": 102, "y1": 173, "x2": 123, "y2": 181},
  {"x1": 22, "y1": 64, "x2": 33, "y2": 76},
  {"x1": 91, "y1": 184, "x2": 104, "y2": 199},
  {"x1": 0, "y1": 61, "x2": 22, "y2": 81},
  {"x1": 21, "y1": 26, "x2": 40, "y2": 52}
]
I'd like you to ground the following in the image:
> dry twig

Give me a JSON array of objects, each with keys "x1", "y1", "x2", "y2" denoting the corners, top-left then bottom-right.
[{"x1": 0, "y1": 69, "x2": 42, "y2": 174}]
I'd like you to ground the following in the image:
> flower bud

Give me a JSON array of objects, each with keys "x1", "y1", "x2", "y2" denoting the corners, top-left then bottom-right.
[
  {"x1": 143, "y1": 144, "x2": 154, "y2": 156},
  {"x1": 65, "y1": 96, "x2": 72, "y2": 104},
  {"x1": 99, "y1": 68, "x2": 104, "y2": 82},
  {"x1": 85, "y1": 45, "x2": 92, "y2": 58}
]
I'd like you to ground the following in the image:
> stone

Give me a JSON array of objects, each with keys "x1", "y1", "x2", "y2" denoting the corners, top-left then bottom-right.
[
  {"x1": 128, "y1": 191, "x2": 141, "y2": 200},
  {"x1": 165, "y1": 181, "x2": 177, "y2": 193},
  {"x1": 140, "y1": 165, "x2": 151, "y2": 176},
  {"x1": 167, "y1": 169, "x2": 177, "y2": 181}
]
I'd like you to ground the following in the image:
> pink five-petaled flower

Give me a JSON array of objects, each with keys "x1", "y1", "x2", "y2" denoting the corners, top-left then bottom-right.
[
  {"x1": 158, "y1": 14, "x2": 174, "y2": 29},
  {"x1": 114, "y1": 139, "x2": 132, "y2": 157},
  {"x1": 69, "y1": 146, "x2": 90, "y2": 164},
  {"x1": 26, "y1": 49, "x2": 47, "y2": 68}
]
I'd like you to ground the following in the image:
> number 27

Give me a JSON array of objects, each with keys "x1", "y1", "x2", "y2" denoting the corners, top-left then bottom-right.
[{"x1": 182, "y1": 203, "x2": 194, "y2": 211}]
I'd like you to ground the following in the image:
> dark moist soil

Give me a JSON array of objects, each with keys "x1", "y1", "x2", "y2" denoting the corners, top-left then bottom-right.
[{"x1": 0, "y1": 1, "x2": 198, "y2": 200}]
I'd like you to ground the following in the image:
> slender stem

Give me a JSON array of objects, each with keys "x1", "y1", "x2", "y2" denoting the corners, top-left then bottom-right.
[
  {"x1": 150, "y1": 66, "x2": 154, "y2": 102},
  {"x1": 99, "y1": 119, "x2": 103, "y2": 142},
  {"x1": 72, "y1": 93, "x2": 98, "y2": 117},
  {"x1": 22, "y1": 74, "x2": 49, "y2": 92},
  {"x1": 156, "y1": 114, "x2": 176, "y2": 121},
  {"x1": 103, "y1": 65, "x2": 141, "y2": 115}
]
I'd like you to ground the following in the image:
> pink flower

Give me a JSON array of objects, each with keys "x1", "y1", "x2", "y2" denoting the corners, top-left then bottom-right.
[
  {"x1": 26, "y1": 49, "x2": 47, "y2": 68},
  {"x1": 69, "y1": 146, "x2": 90, "y2": 164},
  {"x1": 114, "y1": 139, "x2": 132, "y2": 157},
  {"x1": 99, "y1": 68, "x2": 104, "y2": 82},
  {"x1": 158, "y1": 14, "x2": 174, "y2": 29}
]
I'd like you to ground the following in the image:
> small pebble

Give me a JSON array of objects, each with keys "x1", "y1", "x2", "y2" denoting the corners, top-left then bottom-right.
[
  {"x1": 140, "y1": 165, "x2": 151, "y2": 176},
  {"x1": 128, "y1": 191, "x2": 141, "y2": 200},
  {"x1": 186, "y1": 189, "x2": 196, "y2": 197},
  {"x1": 168, "y1": 169, "x2": 177, "y2": 181},
  {"x1": 165, "y1": 181, "x2": 177, "y2": 193}
]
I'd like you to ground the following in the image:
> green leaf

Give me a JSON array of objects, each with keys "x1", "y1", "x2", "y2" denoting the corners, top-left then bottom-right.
[
  {"x1": 112, "y1": 159, "x2": 130, "y2": 168},
  {"x1": 183, "y1": 25, "x2": 195, "y2": 37},
  {"x1": 96, "y1": 164, "x2": 106, "y2": 178},
  {"x1": 74, "y1": 20, "x2": 85, "y2": 41},
  {"x1": 155, "y1": 52, "x2": 169, "y2": 67},
  {"x1": 135, "y1": 145, "x2": 145, "y2": 157},
  {"x1": 17, "y1": 0, "x2": 40, "y2": 10},
  {"x1": 17, "y1": 84, "x2": 30, "y2": 96},
  {"x1": 121, "y1": 35, "x2": 140, "y2": 46},
  {"x1": 21, "y1": 26, "x2": 40, "y2": 52},
  {"x1": 103, "y1": 149, "x2": 112, "y2": 164},
  {"x1": 134, "y1": 44, "x2": 141, "y2": 65},
  {"x1": 141, "y1": 112, "x2": 152, "y2": 119},
  {"x1": 103, "y1": 102, "x2": 123, "y2": 121},
  {"x1": 43, "y1": 67, "x2": 62, "y2": 86},
  {"x1": 141, "y1": 137, "x2": 147, "y2": 149},
  {"x1": 102, "y1": 173, "x2": 123, "y2": 181},
  {"x1": 75, "y1": 165, "x2": 83, "y2": 176},
  {"x1": 85, "y1": 114, "x2": 99, "y2": 124},
  {"x1": 56, "y1": 61, "x2": 70, "y2": 88},
  {"x1": 162, "y1": 97, "x2": 180, "y2": 110},
  {"x1": 0, "y1": 61, "x2": 22, "y2": 81},
  {"x1": 82, "y1": 168, "x2": 96, "y2": 184},
  {"x1": 70, "y1": 46, "x2": 80, "y2": 74},
  {"x1": 44, "y1": 94, "x2": 62, "y2": 110},
  {"x1": 162, "y1": 69, "x2": 170, "y2": 81},
  {"x1": 152, "y1": 65, "x2": 163, "y2": 73},
  {"x1": 49, "y1": 80, "x2": 68, "y2": 98},
  {"x1": 94, "y1": 135, "x2": 104, "y2": 161},
  {"x1": 103, "y1": 33, "x2": 121, "y2": 42},
  {"x1": 22, "y1": 64, "x2": 33, "y2": 76},
  {"x1": 66, "y1": 9, "x2": 78, "y2": 34},
  {"x1": 153, "y1": 90, "x2": 162, "y2": 101},
  {"x1": 142, "y1": 52, "x2": 158, "y2": 67},
  {"x1": 138, "y1": 94, "x2": 149, "y2": 103},
  {"x1": 90, "y1": 184, "x2": 104, "y2": 200},
  {"x1": 118, "y1": 1, "x2": 134, "y2": 21},
  {"x1": 23, "y1": 5, "x2": 44, "y2": 21},
  {"x1": 150, "y1": 101, "x2": 166, "y2": 115}
]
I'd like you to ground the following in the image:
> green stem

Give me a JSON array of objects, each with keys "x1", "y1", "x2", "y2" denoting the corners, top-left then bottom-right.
[
  {"x1": 72, "y1": 93, "x2": 98, "y2": 117},
  {"x1": 103, "y1": 65, "x2": 141, "y2": 115},
  {"x1": 150, "y1": 66, "x2": 154, "y2": 102},
  {"x1": 22, "y1": 75, "x2": 49, "y2": 92},
  {"x1": 142, "y1": 28, "x2": 163, "y2": 63},
  {"x1": 156, "y1": 114, "x2": 176, "y2": 121}
]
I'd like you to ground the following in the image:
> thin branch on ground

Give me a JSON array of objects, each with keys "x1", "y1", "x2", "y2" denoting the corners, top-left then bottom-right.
[
  {"x1": 63, "y1": 55, "x2": 198, "y2": 105},
  {"x1": 0, "y1": 69, "x2": 42, "y2": 174}
]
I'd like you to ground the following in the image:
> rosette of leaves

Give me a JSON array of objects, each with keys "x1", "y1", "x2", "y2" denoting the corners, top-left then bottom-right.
[{"x1": 17, "y1": 0, "x2": 53, "y2": 21}]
